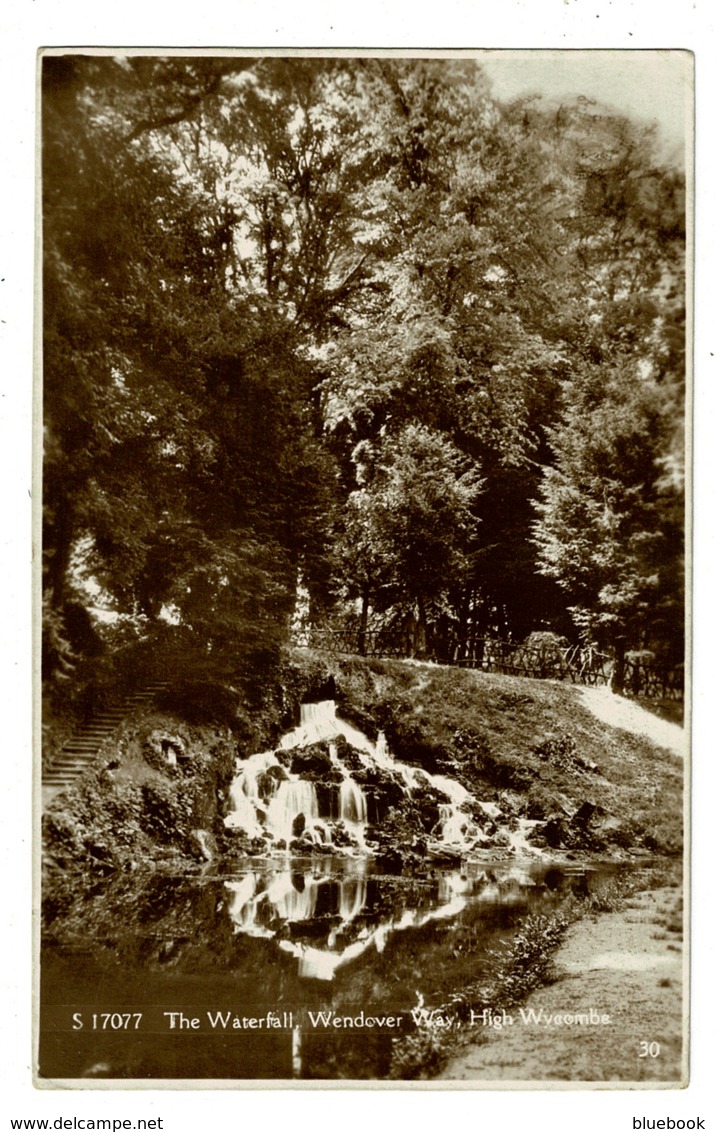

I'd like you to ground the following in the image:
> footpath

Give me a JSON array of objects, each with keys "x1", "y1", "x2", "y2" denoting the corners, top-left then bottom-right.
[{"x1": 440, "y1": 883, "x2": 685, "y2": 1083}]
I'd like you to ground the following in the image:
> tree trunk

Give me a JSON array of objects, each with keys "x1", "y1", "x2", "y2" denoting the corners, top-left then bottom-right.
[
  {"x1": 44, "y1": 489, "x2": 75, "y2": 610},
  {"x1": 357, "y1": 587, "x2": 370, "y2": 656},
  {"x1": 610, "y1": 635, "x2": 627, "y2": 695},
  {"x1": 416, "y1": 593, "x2": 429, "y2": 658}
]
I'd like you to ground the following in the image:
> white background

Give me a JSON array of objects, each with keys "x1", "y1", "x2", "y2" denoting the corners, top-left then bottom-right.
[{"x1": 2, "y1": 3, "x2": 713, "y2": 1129}]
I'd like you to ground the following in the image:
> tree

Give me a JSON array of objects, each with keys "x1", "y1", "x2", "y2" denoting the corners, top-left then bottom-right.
[
  {"x1": 42, "y1": 55, "x2": 344, "y2": 689},
  {"x1": 533, "y1": 362, "x2": 684, "y2": 687},
  {"x1": 340, "y1": 425, "x2": 483, "y2": 657},
  {"x1": 321, "y1": 63, "x2": 576, "y2": 643},
  {"x1": 42, "y1": 54, "x2": 685, "y2": 697}
]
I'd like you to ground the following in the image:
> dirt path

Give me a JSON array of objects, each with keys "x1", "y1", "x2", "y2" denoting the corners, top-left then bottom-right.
[
  {"x1": 439, "y1": 884, "x2": 685, "y2": 1083},
  {"x1": 578, "y1": 687, "x2": 686, "y2": 758}
]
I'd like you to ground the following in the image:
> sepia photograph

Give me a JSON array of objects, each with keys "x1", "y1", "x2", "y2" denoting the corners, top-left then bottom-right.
[{"x1": 37, "y1": 48, "x2": 690, "y2": 1087}]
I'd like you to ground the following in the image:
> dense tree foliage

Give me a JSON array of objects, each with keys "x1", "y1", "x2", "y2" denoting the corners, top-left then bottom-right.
[{"x1": 42, "y1": 54, "x2": 686, "y2": 698}]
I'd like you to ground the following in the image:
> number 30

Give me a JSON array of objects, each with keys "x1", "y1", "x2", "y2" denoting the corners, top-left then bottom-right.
[{"x1": 638, "y1": 1041, "x2": 661, "y2": 1058}]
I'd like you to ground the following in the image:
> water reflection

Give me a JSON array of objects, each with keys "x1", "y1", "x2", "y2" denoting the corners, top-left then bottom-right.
[
  {"x1": 225, "y1": 862, "x2": 532, "y2": 979},
  {"x1": 40, "y1": 857, "x2": 626, "y2": 1081}
]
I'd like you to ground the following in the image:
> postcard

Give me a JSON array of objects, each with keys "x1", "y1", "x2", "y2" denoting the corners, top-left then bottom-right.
[{"x1": 36, "y1": 48, "x2": 691, "y2": 1088}]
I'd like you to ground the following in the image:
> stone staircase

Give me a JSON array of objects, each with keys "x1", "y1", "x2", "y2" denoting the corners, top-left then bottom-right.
[{"x1": 42, "y1": 682, "x2": 171, "y2": 799}]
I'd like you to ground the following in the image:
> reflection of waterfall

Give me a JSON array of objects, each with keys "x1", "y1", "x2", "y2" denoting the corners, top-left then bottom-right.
[
  {"x1": 338, "y1": 876, "x2": 367, "y2": 921},
  {"x1": 291, "y1": 1027, "x2": 302, "y2": 1079},
  {"x1": 266, "y1": 871, "x2": 320, "y2": 921},
  {"x1": 279, "y1": 880, "x2": 468, "y2": 980},
  {"x1": 226, "y1": 865, "x2": 369, "y2": 942},
  {"x1": 224, "y1": 861, "x2": 574, "y2": 982}
]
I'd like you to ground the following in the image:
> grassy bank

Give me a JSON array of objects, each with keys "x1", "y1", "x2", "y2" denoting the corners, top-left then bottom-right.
[{"x1": 328, "y1": 653, "x2": 683, "y2": 856}]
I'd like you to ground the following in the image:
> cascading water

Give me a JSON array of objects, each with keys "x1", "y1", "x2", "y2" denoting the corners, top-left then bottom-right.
[
  {"x1": 224, "y1": 698, "x2": 539, "y2": 858},
  {"x1": 327, "y1": 738, "x2": 368, "y2": 843},
  {"x1": 437, "y1": 804, "x2": 472, "y2": 848},
  {"x1": 340, "y1": 779, "x2": 367, "y2": 825},
  {"x1": 339, "y1": 779, "x2": 367, "y2": 846},
  {"x1": 266, "y1": 780, "x2": 324, "y2": 845}
]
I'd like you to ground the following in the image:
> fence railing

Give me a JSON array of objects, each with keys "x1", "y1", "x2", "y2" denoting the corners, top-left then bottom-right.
[{"x1": 299, "y1": 627, "x2": 683, "y2": 701}]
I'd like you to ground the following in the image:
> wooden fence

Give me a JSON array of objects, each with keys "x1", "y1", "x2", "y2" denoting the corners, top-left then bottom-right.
[{"x1": 301, "y1": 627, "x2": 683, "y2": 701}]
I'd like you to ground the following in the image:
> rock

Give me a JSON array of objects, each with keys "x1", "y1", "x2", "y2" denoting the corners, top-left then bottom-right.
[
  {"x1": 527, "y1": 834, "x2": 548, "y2": 849},
  {"x1": 427, "y1": 846, "x2": 462, "y2": 864},
  {"x1": 290, "y1": 743, "x2": 342, "y2": 781},
  {"x1": 291, "y1": 812, "x2": 307, "y2": 839},
  {"x1": 577, "y1": 756, "x2": 599, "y2": 773},
  {"x1": 256, "y1": 764, "x2": 288, "y2": 801},
  {"x1": 570, "y1": 801, "x2": 597, "y2": 826},
  {"x1": 330, "y1": 822, "x2": 352, "y2": 847},
  {"x1": 314, "y1": 781, "x2": 334, "y2": 818},
  {"x1": 376, "y1": 847, "x2": 404, "y2": 875},
  {"x1": 333, "y1": 736, "x2": 364, "y2": 773},
  {"x1": 488, "y1": 831, "x2": 512, "y2": 848},
  {"x1": 540, "y1": 817, "x2": 569, "y2": 848},
  {"x1": 190, "y1": 829, "x2": 215, "y2": 861},
  {"x1": 143, "y1": 730, "x2": 188, "y2": 770}
]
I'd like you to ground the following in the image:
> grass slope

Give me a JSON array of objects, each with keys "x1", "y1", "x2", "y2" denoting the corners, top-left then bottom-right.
[{"x1": 326, "y1": 653, "x2": 683, "y2": 856}]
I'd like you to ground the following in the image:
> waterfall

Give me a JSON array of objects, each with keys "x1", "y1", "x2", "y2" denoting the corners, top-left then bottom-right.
[
  {"x1": 340, "y1": 779, "x2": 367, "y2": 825},
  {"x1": 429, "y1": 774, "x2": 469, "y2": 805},
  {"x1": 266, "y1": 781, "x2": 320, "y2": 844},
  {"x1": 223, "y1": 698, "x2": 517, "y2": 858},
  {"x1": 225, "y1": 749, "x2": 284, "y2": 838},
  {"x1": 375, "y1": 731, "x2": 390, "y2": 763},
  {"x1": 279, "y1": 700, "x2": 375, "y2": 759},
  {"x1": 438, "y1": 803, "x2": 471, "y2": 848},
  {"x1": 339, "y1": 779, "x2": 368, "y2": 847},
  {"x1": 225, "y1": 779, "x2": 264, "y2": 838}
]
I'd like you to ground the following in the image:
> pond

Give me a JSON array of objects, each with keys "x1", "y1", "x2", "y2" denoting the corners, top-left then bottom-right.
[{"x1": 39, "y1": 855, "x2": 637, "y2": 1082}]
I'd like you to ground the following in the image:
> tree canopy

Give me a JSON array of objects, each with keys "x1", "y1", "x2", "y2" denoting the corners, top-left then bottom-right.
[{"x1": 42, "y1": 53, "x2": 686, "y2": 696}]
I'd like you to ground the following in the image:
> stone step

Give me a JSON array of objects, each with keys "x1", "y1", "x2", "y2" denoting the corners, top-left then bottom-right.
[
  {"x1": 66, "y1": 732, "x2": 112, "y2": 740},
  {"x1": 61, "y1": 743, "x2": 105, "y2": 753},
  {"x1": 43, "y1": 683, "x2": 171, "y2": 801},
  {"x1": 50, "y1": 755, "x2": 99, "y2": 767},
  {"x1": 50, "y1": 765, "x2": 97, "y2": 774},
  {"x1": 45, "y1": 769, "x2": 95, "y2": 780},
  {"x1": 50, "y1": 762, "x2": 97, "y2": 773},
  {"x1": 66, "y1": 732, "x2": 115, "y2": 742},
  {"x1": 49, "y1": 756, "x2": 93, "y2": 765}
]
